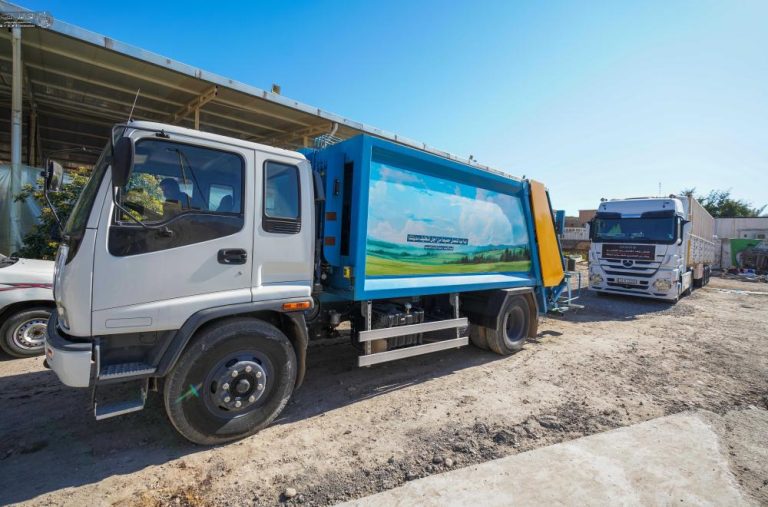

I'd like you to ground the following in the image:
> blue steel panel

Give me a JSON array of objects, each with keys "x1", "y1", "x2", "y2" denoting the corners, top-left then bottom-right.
[
  {"x1": 363, "y1": 274, "x2": 538, "y2": 299},
  {"x1": 309, "y1": 135, "x2": 553, "y2": 303},
  {"x1": 349, "y1": 136, "x2": 536, "y2": 301}
]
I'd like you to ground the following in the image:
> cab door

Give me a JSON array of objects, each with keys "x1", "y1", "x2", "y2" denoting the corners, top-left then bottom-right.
[
  {"x1": 250, "y1": 150, "x2": 314, "y2": 302},
  {"x1": 91, "y1": 131, "x2": 255, "y2": 335}
]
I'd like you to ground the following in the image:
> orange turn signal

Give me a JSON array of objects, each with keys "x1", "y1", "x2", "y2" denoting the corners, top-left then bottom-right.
[{"x1": 282, "y1": 301, "x2": 312, "y2": 311}]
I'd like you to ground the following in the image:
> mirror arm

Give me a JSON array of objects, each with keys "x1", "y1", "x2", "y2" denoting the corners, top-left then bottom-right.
[
  {"x1": 42, "y1": 184, "x2": 65, "y2": 238},
  {"x1": 110, "y1": 187, "x2": 174, "y2": 237}
]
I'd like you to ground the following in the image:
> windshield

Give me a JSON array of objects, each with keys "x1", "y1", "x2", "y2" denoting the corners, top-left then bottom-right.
[
  {"x1": 592, "y1": 217, "x2": 677, "y2": 244},
  {"x1": 63, "y1": 144, "x2": 109, "y2": 238}
]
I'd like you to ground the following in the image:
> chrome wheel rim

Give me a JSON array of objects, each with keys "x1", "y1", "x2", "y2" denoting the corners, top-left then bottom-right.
[{"x1": 12, "y1": 318, "x2": 47, "y2": 350}]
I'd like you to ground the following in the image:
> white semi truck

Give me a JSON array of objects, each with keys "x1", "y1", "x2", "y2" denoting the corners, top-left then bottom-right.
[{"x1": 588, "y1": 195, "x2": 715, "y2": 302}]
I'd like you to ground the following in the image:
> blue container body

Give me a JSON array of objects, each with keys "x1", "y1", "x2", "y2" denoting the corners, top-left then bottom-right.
[{"x1": 308, "y1": 135, "x2": 545, "y2": 302}]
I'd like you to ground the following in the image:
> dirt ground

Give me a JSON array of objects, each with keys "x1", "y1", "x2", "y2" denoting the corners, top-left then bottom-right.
[{"x1": 1, "y1": 270, "x2": 767, "y2": 506}]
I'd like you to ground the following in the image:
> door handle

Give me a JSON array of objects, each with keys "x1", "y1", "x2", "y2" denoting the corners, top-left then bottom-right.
[{"x1": 217, "y1": 248, "x2": 248, "y2": 265}]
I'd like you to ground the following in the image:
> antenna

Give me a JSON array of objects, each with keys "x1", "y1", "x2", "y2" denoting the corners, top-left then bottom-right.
[
  {"x1": 128, "y1": 88, "x2": 141, "y2": 121},
  {"x1": 658, "y1": 182, "x2": 661, "y2": 197}
]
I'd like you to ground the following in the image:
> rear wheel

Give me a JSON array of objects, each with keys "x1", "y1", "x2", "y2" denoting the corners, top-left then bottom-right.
[
  {"x1": 0, "y1": 307, "x2": 51, "y2": 358},
  {"x1": 163, "y1": 318, "x2": 296, "y2": 445},
  {"x1": 480, "y1": 296, "x2": 531, "y2": 356},
  {"x1": 468, "y1": 324, "x2": 489, "y2": 350}
]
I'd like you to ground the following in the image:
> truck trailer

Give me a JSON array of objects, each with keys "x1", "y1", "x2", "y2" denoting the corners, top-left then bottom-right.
[
  {"x1": 588, "y1": 195, "x2": 715, "y2": 301},
  {"x1": 44, "y1": 121, "x2": 569, "y2": 444}
]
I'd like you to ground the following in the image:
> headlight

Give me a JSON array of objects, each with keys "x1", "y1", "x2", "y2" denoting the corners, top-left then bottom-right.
[
  {"x1": 57, "y1": 305, "x2": 70, "y2": 330},
  {"x1": 53, "y1": 243, "x2": 68, "y2": 302},
  {"x1": 653, "y1": 279, "x2": 672, "y2": 291},
  {"x1": 590, "y1": 273, "x2": 603, "y2": 285}
]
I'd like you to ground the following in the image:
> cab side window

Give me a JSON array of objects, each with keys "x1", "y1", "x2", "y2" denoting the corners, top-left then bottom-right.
[
  {"x1": 263, "y1": 161, "x2": 301, "y2": 234},
  {"x1": 117, "y1": 140, "x2": 243, "y2": 223},
  {"x1": 109, "y1": 139, "x2": 245, "y2": 256}
]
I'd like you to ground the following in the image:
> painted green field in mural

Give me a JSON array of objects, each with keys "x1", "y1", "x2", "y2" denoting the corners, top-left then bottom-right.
[{"x1": 366, "y1": 254, "x2": 532, "y2": 276}]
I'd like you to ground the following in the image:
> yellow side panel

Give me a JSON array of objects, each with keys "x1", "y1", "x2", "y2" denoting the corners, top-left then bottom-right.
[{"x1": 530, "y1": 180, "x2": 564, "y2": 287}]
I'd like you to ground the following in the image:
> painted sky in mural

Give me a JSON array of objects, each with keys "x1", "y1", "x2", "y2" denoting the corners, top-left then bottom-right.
[{"x1": 366, "y1": 161, "x2": 531, "y2": 276}]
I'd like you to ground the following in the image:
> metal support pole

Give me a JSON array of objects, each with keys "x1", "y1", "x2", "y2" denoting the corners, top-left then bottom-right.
[
  {"x1": 362, "y1": 301, "x2": 372, "y2": 357},
  {"x1": 451, "y1": 293, "x2": 460, "y2": 338},
  {"x1": 9, "y1": 26, "x2": 23, "y2": 254},
  {"x1": 29, "y1": 110, "x2": 37, "y2": 166},
  {"x1": 194, "y1": 107, "x2": 200, "y2": 130},
  {"x1": 11, "y1": 27, "x2": 22, "y2": 166}
]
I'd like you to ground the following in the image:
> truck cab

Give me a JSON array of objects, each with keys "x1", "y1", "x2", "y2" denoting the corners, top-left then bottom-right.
[{"x1": 588, "y1": 196, "x2": 712, "y2": 302}]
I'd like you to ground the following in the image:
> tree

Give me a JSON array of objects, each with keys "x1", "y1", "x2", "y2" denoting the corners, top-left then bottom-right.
[
  {"x1": 14, "y1": 168, "x2": 92, "y2": 260},
  {"x1": 121, "y1": 173, "x2": 165, "y2": 222},
  {"x1": 680, "y1": 188, "x2": 765, "y2": 218}
]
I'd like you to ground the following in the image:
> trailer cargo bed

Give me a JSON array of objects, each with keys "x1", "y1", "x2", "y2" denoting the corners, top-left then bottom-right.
[{"x1": 687, "y1": 196, "x2": 716, "y2": 267}]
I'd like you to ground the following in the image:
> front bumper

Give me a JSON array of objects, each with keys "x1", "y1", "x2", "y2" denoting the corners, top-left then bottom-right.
[
  {"x1": 44, "y1": 313, "x2": 93, "y2": 388},
  {"x1": 590, "y1": 284, "x2": 679, "y2": 301},
  {"x1": 589, "y1": 269, "x2": 680, "y2": 301}
]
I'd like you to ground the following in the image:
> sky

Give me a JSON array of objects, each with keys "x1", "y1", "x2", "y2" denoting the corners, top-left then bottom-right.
[
  {"x1": 18, "y1": 0, "x2": 768, "y2": 214},
  {"x1": 368, "y1": 161, "x2": 530, "y2": 248}
]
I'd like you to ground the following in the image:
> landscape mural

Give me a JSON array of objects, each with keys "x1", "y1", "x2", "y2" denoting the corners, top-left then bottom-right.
[{"x1": 365, "y1": 161, "x2": 532, "y2": 276}]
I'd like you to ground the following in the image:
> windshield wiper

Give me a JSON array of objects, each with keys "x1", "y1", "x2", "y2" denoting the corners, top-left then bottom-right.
[{"x1": 170, "y1": 148, "x2": 204, "y2": 209}]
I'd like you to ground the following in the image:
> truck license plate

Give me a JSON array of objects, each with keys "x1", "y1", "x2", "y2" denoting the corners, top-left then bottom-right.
[{"x1": 616, "y1": 278, "x2": 639, "y2": 285}]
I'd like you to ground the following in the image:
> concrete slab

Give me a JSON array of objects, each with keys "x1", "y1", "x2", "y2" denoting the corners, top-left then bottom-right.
[{"x1": 341, "y1": 412, "x2": 752, "y2": 506}]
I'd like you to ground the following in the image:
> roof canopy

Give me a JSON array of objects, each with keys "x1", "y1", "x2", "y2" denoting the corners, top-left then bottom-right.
[{"x1": 0, "y1": 1, "x2": 500, "y2": 175}]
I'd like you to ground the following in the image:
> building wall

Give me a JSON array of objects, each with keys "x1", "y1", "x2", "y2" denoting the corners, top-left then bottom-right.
[
  {"x1": 714, "y1": 217, "x2": 768, "y2": 269},
  {"x1": 578, "y1": 209, "x2": 597, "y2": 226},
  {"x1": 714, "y1": 217, "x2": 768, "y2": 239},
  {"x1": 564, "y1": 216, "x2": 581, "y2": 228}
]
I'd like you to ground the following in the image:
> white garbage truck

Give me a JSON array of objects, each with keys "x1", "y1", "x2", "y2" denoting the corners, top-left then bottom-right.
[
  {"x1": 43, "y1": 121, "x2": 569, "y2": 444},
  {"x1": 588, "y1": 195, "x2": 715, "y2": 302}
]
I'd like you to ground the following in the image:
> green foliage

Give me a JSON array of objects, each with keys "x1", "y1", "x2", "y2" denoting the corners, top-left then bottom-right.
[
  {"x1": 455, "y1": 246, "x2": 530, "y2": 265},
  {"x1": 14, "y1": 168, "x2": 92, "y2": 260},
  {"x1": 121, "y1": 173, "x2": 165, "y2": 222},
  {"x1": 683, "y1": 188, "x2": 766, "y2": 218}
]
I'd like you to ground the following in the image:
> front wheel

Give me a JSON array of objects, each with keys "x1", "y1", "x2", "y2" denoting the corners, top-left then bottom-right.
[
  {"x1": 163, "y1": 318, "x2": 297, "y2": 445},
  {"x1": 0, "y1": 307, "x2": 51, "y2": 358}
]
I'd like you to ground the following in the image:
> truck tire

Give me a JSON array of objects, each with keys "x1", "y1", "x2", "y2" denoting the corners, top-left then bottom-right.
[
  {"x1": 0, "y1": 306, "x2": 51, "y2": 358},
  {"x1": 163, "y1": 318, "x2": 297, "y2": 445},
  {"x1": 468, "y1": 324, "x2": 489, "y2": 350},
  {"x1": 484, "y1": 295, "x2": 531, "y2": 356}
]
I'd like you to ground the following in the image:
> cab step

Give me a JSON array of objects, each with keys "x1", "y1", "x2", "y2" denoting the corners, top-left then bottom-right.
[
  {"x1": 99, "y1": 362, "x2": 156, "y2": 381},
  {"x1": 94, "y1": 378, "x2": 148, "y2": 420}
]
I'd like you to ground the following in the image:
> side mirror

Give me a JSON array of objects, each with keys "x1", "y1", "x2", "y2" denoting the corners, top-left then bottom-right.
[
  {"x1": 312, "y1": 171, "x2": 326, "y2": 202},
  {"x1": 677, "y1": 217, "x2": 688, "y2": 245},
  {"x1": 45, "y1": 160, "x2": 63, "y2": 192},
  {"x1": 112, "y1": 137, "x2": 134, "y2": 188}
]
